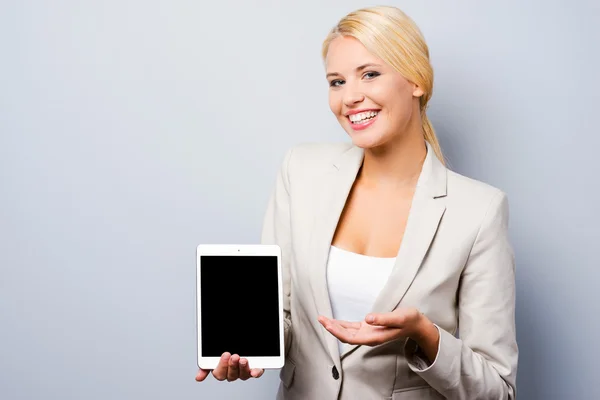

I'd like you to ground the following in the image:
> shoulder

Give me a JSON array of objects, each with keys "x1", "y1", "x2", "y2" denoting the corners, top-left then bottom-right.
[
  {"x1": 445, "y1": 168, "x2": 509, "y2": 222},
  {"x1": 287, "y1": 141, "x2": 351, "y2": 162},
  {"x1": 446, "y1": 169, "x2": 505, "y2": 201},
  {"x1": 281, "y1": 141, "x2": 352, "y2": 175}
]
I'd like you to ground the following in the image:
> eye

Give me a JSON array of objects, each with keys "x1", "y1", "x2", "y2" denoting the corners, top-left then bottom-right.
[
  {"x1": 329, "y1": 79, "x2": 345, "y2": 87},
  {"x1": 363, "y1": 71, "x2": 381, "y2": 80}
]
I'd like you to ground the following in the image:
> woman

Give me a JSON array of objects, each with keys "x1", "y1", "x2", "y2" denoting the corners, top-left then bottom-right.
[{"x1": 196, "y1": 5, "x2": 518, "y2": 399}]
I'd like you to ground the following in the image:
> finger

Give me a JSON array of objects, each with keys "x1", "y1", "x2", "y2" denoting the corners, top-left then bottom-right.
[
  {"x1": 195, "y1": 369, "x2": 210, "y2": 382},
  {"x1": 326, "y1": 320, "x2": 402, "y2": 346},
  {"x1": 321, "y1": 319, "x2": 358, "y2": 344},
  {"x1": 318, "y1": 316, "x2": 360, "y2": 330},
  {"x1": 226, "y1": 354, "x2": 241, "y2": 382},
  {"x1": 317, "y1": 315, "x2": 329, "y2": 327},
  {"x1": 333, "y1": 319, "x2": 362, "y2": 330},
  {"x1": 250, "y1": 368, "x2": 265, "y2": 378},
  {"x1": 366, "y1": 312, "x2": 406, "y2": 328},
  {"x1": 359, "y1": 326, "x2": 403, "y2": 346},
  {"x1": 238, "y1": 358, "x2": 252, "y2": 380},
  {"x1": 212, "y1": 352, "x2": 231, "y2": 381}
]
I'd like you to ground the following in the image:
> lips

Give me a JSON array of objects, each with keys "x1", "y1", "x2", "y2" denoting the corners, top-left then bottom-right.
[
  {"x1": 348, "y1": 110, "x2": 379, "y2": 124},
  {"x1": 347, "y1": 111, "x2": 379, "y2": 131}
]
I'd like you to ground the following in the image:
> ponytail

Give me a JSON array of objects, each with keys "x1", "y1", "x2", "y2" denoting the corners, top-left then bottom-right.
[{"x1": 422, "y1": 113, "x2": 445, "y2": 165}]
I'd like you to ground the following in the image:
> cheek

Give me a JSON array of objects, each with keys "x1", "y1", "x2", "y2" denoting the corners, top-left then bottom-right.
[
  {"x1": 382, "y1": 90, "x2": 414, "y2": 124},
  {"x1": 328, "y1": 92, "x2": 343, "y2": 116}
]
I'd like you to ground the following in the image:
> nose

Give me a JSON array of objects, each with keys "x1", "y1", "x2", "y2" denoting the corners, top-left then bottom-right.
[{"x1": 342, "y1": 85, "x2": 365, "y2": 107}]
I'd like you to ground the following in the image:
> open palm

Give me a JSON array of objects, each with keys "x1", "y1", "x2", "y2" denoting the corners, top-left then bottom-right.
[
  {"x1": 317, "y1": 307, "x2": 422, "y2": 347},
  {"x1": 319, "y1": 317, "x2": 402, "y2": 346}
]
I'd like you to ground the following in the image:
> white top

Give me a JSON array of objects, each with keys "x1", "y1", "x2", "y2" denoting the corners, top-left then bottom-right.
[{"x1": 326, "y1": 245, "x2": 397, "y2": 355}]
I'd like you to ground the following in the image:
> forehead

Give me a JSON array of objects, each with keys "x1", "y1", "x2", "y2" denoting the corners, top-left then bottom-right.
[{"x1": 325, "y1": 36, "x2": 382, "y2": 73}]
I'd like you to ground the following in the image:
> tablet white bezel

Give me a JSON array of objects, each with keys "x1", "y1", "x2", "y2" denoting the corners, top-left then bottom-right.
[{"x1": 196, "y1": 244, "x2": 284, "y2": 370}]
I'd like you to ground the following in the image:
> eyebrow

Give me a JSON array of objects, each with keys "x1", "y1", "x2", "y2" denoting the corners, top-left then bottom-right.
[{"x1": 326, "y1": 63, "x2": 382, "y2": 79}]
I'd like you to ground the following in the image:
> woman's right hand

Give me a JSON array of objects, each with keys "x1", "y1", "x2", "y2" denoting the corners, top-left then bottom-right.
[{"x1": 195, "y1": 352, "x2": 265, "y2": 382}]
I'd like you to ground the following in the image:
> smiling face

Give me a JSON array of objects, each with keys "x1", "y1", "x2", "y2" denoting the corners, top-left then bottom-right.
[{"x1": 325, "y1": 35, "x2": 424, "y2": 149}]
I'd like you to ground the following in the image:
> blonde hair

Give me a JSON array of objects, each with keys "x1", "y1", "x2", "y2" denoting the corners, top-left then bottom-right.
[{"x1": 322, "y1": 6, "x2": 445, "y2": 164}]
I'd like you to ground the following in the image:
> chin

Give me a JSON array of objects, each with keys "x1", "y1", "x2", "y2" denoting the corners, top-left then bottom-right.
[
  {"x1": 340, "y1": 117, "x2": 389, "y2": 149},
  {"x1": 347, "y1": 130, "x2": 388, "y2": 149}
]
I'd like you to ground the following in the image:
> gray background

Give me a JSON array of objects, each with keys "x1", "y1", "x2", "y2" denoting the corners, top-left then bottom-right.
[{"x1": 1, "y1": 0, "x2": 598, "y2": 399}]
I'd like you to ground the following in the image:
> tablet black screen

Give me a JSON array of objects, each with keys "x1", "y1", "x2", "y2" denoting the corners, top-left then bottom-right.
[{"x1": 199, "y1": 255, "x2": 281, "y2": 357}]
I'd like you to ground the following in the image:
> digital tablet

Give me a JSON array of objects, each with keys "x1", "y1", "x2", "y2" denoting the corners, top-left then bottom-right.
[{"x1": 196, "y1": 244, "x2": 285, "y2": 370}]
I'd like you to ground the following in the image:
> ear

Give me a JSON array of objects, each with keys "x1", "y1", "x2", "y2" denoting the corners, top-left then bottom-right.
[{"x1": 412, "y1": 84, "x2": 424, "y2": 97}]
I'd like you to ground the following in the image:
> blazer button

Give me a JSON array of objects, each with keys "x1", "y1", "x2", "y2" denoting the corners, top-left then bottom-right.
[{"x1": 332, "y1": 366, "x2": 339, "y2": 380}]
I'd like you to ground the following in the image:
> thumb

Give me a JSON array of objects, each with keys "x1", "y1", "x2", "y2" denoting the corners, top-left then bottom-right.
[
  {"x1": 195, "y1": 369, "x2": 210, "y2": 382},
  {"x1": 251, "y1": 368, "x2": 265, "y2": 378},
  {"x1": 365, "y1": 312, "x2": 404, "y2": 328}
]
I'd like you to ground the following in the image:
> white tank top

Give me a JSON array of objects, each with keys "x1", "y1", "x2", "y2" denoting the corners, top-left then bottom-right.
[{"x1": 326, "y1": 245, "x2": 397, "y2": 354}]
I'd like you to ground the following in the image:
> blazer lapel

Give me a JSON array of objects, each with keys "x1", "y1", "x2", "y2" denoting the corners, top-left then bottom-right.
[
  {"x1": 340, "y1": 141, "x2": 447, "y2": 359},
  {"x1": 308, "y1": 145, "x2": 364, "y2": 365}
]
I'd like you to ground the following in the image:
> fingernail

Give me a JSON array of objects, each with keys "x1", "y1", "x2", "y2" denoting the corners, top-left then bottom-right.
[
  {"x1": 366, "y1": 315, "x2": 374, "y2": 323},
  {"x1": 240, "y1": 360, "x2": 247, "y2": 366}
]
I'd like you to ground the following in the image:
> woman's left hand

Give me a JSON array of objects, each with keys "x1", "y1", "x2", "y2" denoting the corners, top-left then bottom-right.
[
  {"x1": 317, "y1": 307, "x2": 423, "y2": 346},
  {"x1": 318, "y1": 307, "x2": 440, "y2": 361}
]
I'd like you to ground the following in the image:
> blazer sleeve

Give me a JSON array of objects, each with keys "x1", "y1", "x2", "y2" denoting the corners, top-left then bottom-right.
[
  {"x1": 260, "y1": 147, "x2": 294, "y2": 354},
  {"x1": 404, "y1": 190, "x2": 519, "y2": 399}
]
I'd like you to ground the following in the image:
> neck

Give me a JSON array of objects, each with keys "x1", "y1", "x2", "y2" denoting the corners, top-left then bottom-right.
[{"x1": 359, "y1": 132, "x2": 427, "y2": 189}]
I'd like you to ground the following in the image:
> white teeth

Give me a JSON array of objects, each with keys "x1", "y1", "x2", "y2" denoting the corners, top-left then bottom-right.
[{"x1": 349, "y1": 111, "x2": 378, "y2": 123}]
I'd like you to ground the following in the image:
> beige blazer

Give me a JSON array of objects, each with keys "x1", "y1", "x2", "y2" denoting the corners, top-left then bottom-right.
[{"x1": 261, "y1": 141, "x2": 518, "y2": 400}]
